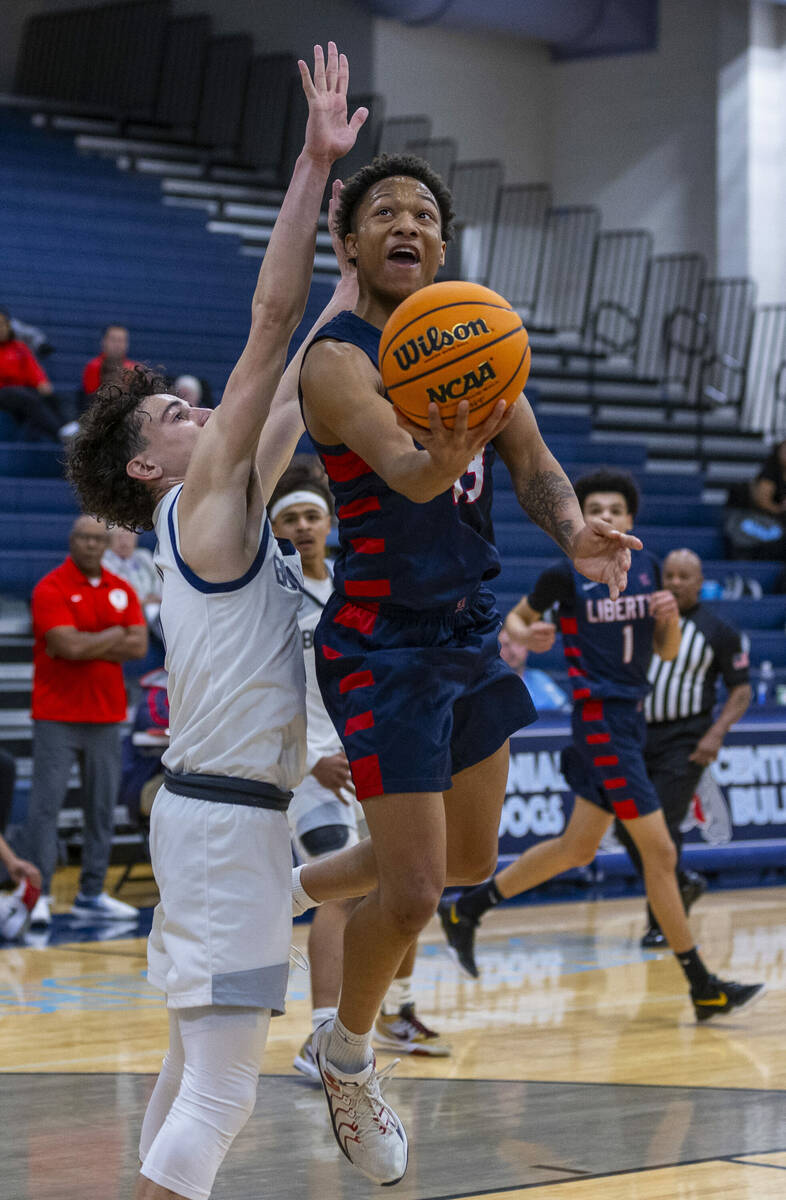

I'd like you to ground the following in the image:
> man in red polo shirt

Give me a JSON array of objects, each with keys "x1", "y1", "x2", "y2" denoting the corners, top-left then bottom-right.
[
  {"x1": 24, "y1": 514, "x2": 148, "y2": 926},
  {"x1": 81, "y1": 324, "x2": 135, "y2": 396},
  {"x1": 0, "y1": 308, "x2": 67, "y2": 440}
]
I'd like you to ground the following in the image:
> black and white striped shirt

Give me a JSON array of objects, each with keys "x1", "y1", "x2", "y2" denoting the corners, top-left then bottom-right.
[{"x1": 645, "y1": 603, "x2": 750, "y2": 724}]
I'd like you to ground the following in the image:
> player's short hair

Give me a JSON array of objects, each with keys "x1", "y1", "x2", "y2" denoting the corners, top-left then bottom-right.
[
  {"x1": 574, "y1": 468, "x2": 640, "y2": 519},
  {"x1": 269, "y1": 456, "x2": 333, "y2": 517},
  {"x1": 102, "y1": 322, "x2": 127, "y2": 335},
  {"x1": 335, "y1": 154, "x2": 455, "y2": 244},
  {"x1": 66, "y1": 365, "x2": 168, "y2": 531}
]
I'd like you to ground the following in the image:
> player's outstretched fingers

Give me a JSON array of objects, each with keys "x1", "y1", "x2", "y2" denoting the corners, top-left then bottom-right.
[
  {"x1": 325, "y1": 40, "x2": 339, "y2": 91},
  {"x1": 312, "y1": 43, "x2": 326, "y2": 90},
  {"x1": 337, "y1": 50, "x2": 349, "y2": 95}
]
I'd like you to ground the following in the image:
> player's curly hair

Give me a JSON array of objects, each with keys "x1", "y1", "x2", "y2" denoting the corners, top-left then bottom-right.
[
  {"x1": 335, "y1": 154, "x2": 455, "y2": 245},
  {"x1": 65, "y1": 365, "x2": 169, "y2": 531},
  {"x1": 269, "y1": 455, "x2": 333, "y2": 516},
  {"x1": 574, "y1": 468, "x2": 640, "y2": 519}
]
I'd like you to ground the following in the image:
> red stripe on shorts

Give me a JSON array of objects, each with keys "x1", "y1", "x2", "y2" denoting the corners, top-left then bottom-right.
[
  {"x1": 582, "y1": 700, "x2": 604, "y2": 723},
  {"x1": 351, "y1": 537, "x2": 386, "y2": 555},
  {"x1": 344, "y1": 710, "x2": 374, "y2": 737},
  {"x1": 603, "y1": 777, "x2": 628, "y2": 790},
  {"x1": 338, "y1": 496, "x2": 381, "y2": 520},
  {"x1": 345, "y1": 578, "x2": 392, "y2": 598},
  {"x1": 564, "y1": 647, "x2": 581, "y2": 658},
  {"x1": 351, "y1": 753, "x2": 384, "y2": 800},
  {"x1": 586, "y1": 732, "x2": 611, "y2": 744},
  {"x1": 321, "y1": 645, "x2": 343, "y2": 660},
  {"x1": 339, "y1": 670, "x2": 375, "y2": 695},
  {"x1": 593, "y1": 755, "x2": 619, "y2": 767},
  {"x1": 573, "y1": 687, "x2": 591, "y2": 700},
  {"x1": 333, "y1": 602, "x2": 379, "y2": 636},
  {"x1": 613, "y1": 798, "x2": 640, "y2": 820},
  {"x1": 560, "y1": 617, "x2": 579, "y2": 634},
  {"x1": 322, "y1": 450, "x2": 373, "y2": 482},
  {"x1": 568, "y1": 667, "x2": 587, "y2": 677}
]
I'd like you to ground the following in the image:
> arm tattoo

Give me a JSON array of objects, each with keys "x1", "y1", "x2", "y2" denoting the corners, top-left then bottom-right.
[{"x1": 515, "y1": 469, "x2": 580, "y2": 553}]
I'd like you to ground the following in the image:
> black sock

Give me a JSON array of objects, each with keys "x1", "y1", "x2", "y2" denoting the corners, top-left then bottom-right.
[
  {"x1": 676, "y1": 947, "x2": 711, "y2": 993},
  {"x1": 456, "y1": 878, "x2": 503, "y2": 923}
]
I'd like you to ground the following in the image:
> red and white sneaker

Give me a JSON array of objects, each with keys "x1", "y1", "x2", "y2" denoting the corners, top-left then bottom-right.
[
  {"x1": 313, "y1": 1021, "x2": 408, "y2": 1186},
  {"x1": 373, "y1": 1004, "x2": 451, "y2": 1057}
]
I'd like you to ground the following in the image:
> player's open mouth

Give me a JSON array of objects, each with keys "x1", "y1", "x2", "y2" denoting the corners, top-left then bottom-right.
[{"x1": 387, "y1": 245, "x2": 421, "y2": 264}]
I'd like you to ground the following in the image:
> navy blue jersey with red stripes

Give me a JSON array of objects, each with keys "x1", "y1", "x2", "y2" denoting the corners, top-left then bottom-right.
[
  {"x1": 300, "y1": 310, "x2": 500, "y2": 609},
  {"x1": 528, "y1": 549, "x2": 661, "y2": 701}
]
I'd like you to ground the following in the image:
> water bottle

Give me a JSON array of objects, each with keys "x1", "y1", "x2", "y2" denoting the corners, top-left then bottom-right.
[{"x1": 756, "y1": 660, "x2": 774, "y2": 706}]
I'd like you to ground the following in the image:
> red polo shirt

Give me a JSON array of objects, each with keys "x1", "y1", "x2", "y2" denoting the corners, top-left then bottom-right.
[
  {"x1": 31, "y1": 557, "x2": 145, "y2": 723},
  {"x1": 82, "y1": 354, "x2": 135, "y2": 395},
  {"x1": 0, "y1": 339, "x2": 48, "y2": 389}
]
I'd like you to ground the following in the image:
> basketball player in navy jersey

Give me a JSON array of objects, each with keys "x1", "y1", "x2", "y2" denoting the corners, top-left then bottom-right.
[
  {"x1": 292, "y1": 157, "x2": 641, "y2": 1182},
  {"x1": 442, "y1": 469, "x2": 764, "y2": 1022}
]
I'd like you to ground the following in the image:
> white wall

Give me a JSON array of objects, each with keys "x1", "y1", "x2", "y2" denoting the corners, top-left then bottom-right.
[
  {"x1": 371, "y1": 18, "x2": 552, "y2": 185},
  {"x1": 549, "y1": 0, "x2": 720, "y2": 265}
]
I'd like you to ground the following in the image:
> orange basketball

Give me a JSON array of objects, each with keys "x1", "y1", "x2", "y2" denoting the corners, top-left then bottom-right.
[{"x1": 379, "y1": 281, "x2": 530, "y2": 429}]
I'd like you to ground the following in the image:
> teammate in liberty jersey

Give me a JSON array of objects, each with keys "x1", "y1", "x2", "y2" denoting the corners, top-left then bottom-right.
[
  {"x1": 441, "y1": 469, "x2": 765, "y2": 1022},
  {"x1": 291, "y1": 156, "x2": 640, "y2": 1185}
]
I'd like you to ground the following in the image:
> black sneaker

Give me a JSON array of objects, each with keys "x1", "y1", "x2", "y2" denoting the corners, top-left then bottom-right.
[
  {"x1": 437, "y1": 899, "x2": 479, "y2": 979},
  {"x1": 679, "y1": 870, "x2": 707, "y2": 915},
  {"x1": 692, "y1": 976, "x2": 766, "y2": 1022},
  {"x1": 641, "y1": 923, "x2": 666, "y2": 949}
]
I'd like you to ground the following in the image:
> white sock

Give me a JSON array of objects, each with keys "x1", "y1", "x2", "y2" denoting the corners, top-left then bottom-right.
[
  {"x1": 382, "y1": 976, "x2": 414, "y2": 1015},
  {"x1": 312, "y1": 1005, "x2": 338, "y2": 1032},
  {"x1": 292, "y1": 865, "x2": 320, "y2": 918},
  {"x1": 327, "y1": 1015, "x2": 373, "y2": 1075}
]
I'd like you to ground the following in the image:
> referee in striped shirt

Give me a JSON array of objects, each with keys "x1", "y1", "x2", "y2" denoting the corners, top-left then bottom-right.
[{"x1": 616, "y1": 548, "x2": 752, "y2": 946}]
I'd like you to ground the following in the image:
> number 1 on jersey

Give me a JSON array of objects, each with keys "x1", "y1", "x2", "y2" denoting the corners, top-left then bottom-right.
[{"x1": 622, "y1": 623, "x2": 633, "y2": 664}]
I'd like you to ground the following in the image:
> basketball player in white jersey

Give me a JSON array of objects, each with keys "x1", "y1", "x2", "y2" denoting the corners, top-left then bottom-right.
[
  {"x1": 270, "y1": 461, "x2": 450, "y2": 1076},
  {"x1": 66, "y1": 44, "x2": 371, "y2": 1200}
]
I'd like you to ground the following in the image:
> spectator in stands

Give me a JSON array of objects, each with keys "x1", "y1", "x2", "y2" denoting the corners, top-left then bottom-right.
[
  {"x1": 173, "y1": 373, "x2": 216, "y2": 409},
  {"x1": 9, "y1": 313, "x2": 53, "y2": 358},
  {"x1": 21, "y1": 514, "x2": 148, "y2": 926},
  {"x1": 81, "y1": 324, "x2": 134, "y2": 396},
  {"x1": 0, "y1": 308, "x2": 69, "y2": 441},
  {"x1": 750, "y1": 439, "x2": 786, "y2": 516},
  {"x1": 615, "y1": 547, "x2": 752, "y2": 946},
  {"x1": 103, "y1": 527, "x2": 162, "y2": 634},
  {"x1": 724, "y1": 439, "x2": 786, "y2": 558}
]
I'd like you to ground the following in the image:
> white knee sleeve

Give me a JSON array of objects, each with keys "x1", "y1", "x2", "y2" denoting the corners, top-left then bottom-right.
[
  {"x1": 140, "y1": 1005, "x2": 271, "y2": 1200},
  {"x1": 139, "y1": 1010, "x2": 185, "y2": 1163}
]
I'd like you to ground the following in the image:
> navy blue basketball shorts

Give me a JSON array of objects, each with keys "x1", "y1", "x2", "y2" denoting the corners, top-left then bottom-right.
[
  {"x1": 560, "y1": 697, "x2": 662, "y2": 821},
  {"x1": 314, "y1": 586, "x2": 536, "y2": 802}
]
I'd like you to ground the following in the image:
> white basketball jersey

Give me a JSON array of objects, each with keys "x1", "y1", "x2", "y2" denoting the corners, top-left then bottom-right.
[
  {"x1": 153, "y1": 486, "x2": 306, "y2": 791},
  {"x1": 298, "y1": 566, "x2": 342, "y2": 771}
]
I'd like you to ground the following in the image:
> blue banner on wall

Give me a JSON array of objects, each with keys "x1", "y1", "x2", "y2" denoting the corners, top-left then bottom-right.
[{"x1": 502, "y1": 717, "x2": 786, "y2": 872}]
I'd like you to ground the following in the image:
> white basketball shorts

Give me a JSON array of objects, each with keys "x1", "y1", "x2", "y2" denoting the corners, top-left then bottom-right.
[{"x1": 147, "y1": 785, "x2": 291, "y2": 1012}]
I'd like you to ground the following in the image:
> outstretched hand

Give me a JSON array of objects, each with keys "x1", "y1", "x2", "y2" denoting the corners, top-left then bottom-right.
[
  {"x1": 299, "y1": 42, "x2": 368, "y2": 167},
  {"x1": 570, "y1": 516, "x2": 642, "y2": 601}
]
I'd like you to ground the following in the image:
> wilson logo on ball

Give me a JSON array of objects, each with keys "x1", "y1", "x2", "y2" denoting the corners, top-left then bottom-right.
[
  {"x1": 379, "y1": 280, "x2": 530, "y2": 430},
  {"x1": 391, "y1": 318, "x2": 491, "y2": 371},
  {"x1": 427, "y1": 360, "x2": 496, "y2": 406}
]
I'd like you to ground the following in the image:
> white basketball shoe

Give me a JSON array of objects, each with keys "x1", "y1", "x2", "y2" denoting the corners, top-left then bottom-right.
[{"x1": 312, "y1": 1020, "x2": 408, "y2": 1186}]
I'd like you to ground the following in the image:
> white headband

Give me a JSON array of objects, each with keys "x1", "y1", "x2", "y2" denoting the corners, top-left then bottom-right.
[{"x1": 270, "y1": 490, "x2": 330, "y2": 523}]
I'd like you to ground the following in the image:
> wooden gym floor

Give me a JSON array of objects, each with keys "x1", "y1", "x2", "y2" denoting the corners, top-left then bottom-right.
[{"x1": 0, "y1": 869, "x2": 783, "y2": 1199}]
